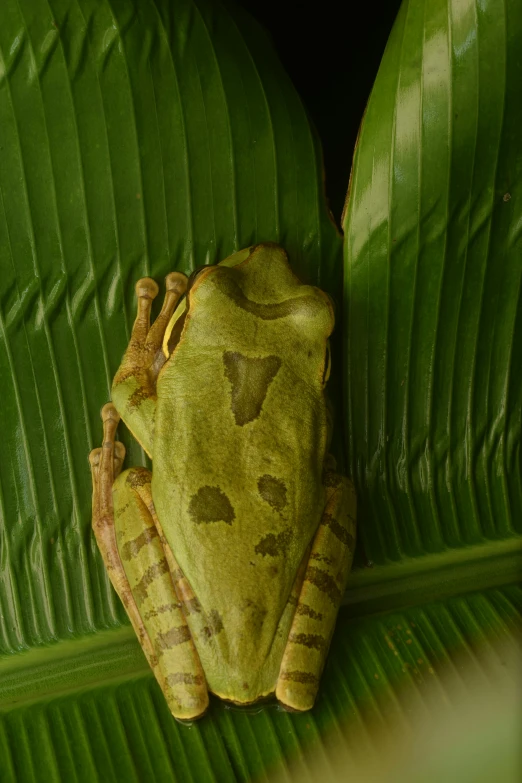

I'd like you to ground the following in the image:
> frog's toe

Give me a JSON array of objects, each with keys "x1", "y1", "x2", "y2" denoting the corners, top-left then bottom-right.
[
  {"x1": 101, "y1": 402, "x2": 120, "y2": 423},
  {"x1": 113, "y1": 441, "x2": 126, "y2": 478},
  {"x1": 145, "y1": 271, "x2": 188, "y2": 353},
  {"x1": 114, "y1": 441, "x2": 126, "y2": 460},
  {"x1": 89, "y1": 443, "x2": 125, "y2": 479},
  {"x1": 276, "y1": 676, "x2": 318, "y2": 712},
  {"x1": 166, "y1": 271, "x2": 188, "y2": 296},
  {"x1": 88, "y1": 447, "x2": 102, "y2": 468},
  {"x1": 135, "y1": 277, "x2": 159, "y2": 300},
  {"x1": 100, "y1": 403, "x2": 122, "y2": 452}
]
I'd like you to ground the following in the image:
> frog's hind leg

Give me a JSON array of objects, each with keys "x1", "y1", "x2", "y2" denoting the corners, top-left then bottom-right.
[
  {"x1": 90, "y1": 404, "x2": 208, "y2": 722},
  {"x1": 276, "y1": 470, "x2": 356, "y2": 712}
]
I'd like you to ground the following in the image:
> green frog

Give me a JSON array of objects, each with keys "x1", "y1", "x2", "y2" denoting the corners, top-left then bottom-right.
[{"x1": 89, "y1": 243, "x2": 356, "y2": 721}]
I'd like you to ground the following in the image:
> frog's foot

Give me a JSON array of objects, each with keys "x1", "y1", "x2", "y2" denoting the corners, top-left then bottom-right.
[
  {"x1": 89, "y1": 404, "x2": 126, "y2": 536},
  {"x1": 111, "y1": 272, "x2": 188, "y2": 457},
  {"x1": 90, "y1": 404, "x2": 155, "y2": 653},
  {"x1": 276, "y1": 471, "x2": 356, "y2": 712},
  {"x1": 115, "y1": 271, "x2": 188, "y2": 385}
]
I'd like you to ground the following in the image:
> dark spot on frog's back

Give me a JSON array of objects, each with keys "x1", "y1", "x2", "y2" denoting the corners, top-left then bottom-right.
[
  {"x1": 255, "y1": 527, "x2": 293, "y2": 557},
  {"x1": 202, "y1": 609, "x2": 224, "y2": 640},
  {"x1": 258, "y1": 474, "x2": 288, "y2": 512},
  {"x1": 189, "y1": 485, "x2": 235, "y2": 525},
  {"x1": 242, "y1": 599, "x2": 268, "y2": 631},
  {"x1": 223, "y1": 351, "x2": 281, "y2": 426}
]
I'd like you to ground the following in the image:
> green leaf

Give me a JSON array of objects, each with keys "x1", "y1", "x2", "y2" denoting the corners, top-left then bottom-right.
[
  {"x1": 343, "y1": 0, "x2": 522, "y2": 564},
  {"x1": 0, "y1": 586, "x2": 520, "y2": 780},
  {"x1": 0, "y1": 0, "x2": 340, "y2": 655},
  {"x1": 0, "y1": 0, "x2": 520, "y2": 779}
]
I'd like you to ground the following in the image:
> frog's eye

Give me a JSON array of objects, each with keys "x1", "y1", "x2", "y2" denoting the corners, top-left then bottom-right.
[{"x1": 322, "y1": 340, "x2": 332, "y2": 386}]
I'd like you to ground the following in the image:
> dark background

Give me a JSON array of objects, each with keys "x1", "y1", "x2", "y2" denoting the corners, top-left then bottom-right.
[{"x1": 237, "y1": 1, "x2": 403, "y2": 224}]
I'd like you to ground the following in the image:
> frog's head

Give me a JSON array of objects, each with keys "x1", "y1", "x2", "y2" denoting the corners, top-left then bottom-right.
[{"x1": 163, "y1": 243, "x2": 335, "y2": 388}]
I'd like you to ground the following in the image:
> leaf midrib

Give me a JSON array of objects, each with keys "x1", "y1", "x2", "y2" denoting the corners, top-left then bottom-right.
[{"x1": 0, "y1": 536, "x2": 520, "y2": 712}]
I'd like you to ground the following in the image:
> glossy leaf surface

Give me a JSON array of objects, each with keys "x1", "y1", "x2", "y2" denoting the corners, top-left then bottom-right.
[
  {"x1": 0, "y1": 0, "x2": 341, "y2": 655},
  {"x1": 344, "y1": 0, "x2": 522, "y2": 564},
  {"x1": 1, "y1": 586, "x2": 520, "y2": 781},
  {"x1": 0, "y1": 0, "x2": 520, "y2": 779}
]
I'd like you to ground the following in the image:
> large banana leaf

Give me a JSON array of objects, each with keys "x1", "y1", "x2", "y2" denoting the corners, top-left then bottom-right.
[
  {"x1": 0, "y1": 0, "x2": 341, "y2": 656},
  {"x1": 0, "y1": 0, "x2": 520, "y2": 780},
  {"x1": 1, "y1": 586, "x2": 520, "y2": 780},
  {"x1": 344, "y1": 0, "x2": 522, "y2": 565}
]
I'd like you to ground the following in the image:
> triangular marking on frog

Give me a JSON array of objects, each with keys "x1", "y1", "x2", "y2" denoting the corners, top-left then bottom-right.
[{"x1": 223, "y1": 351, "x2": 282, "y2": 426}]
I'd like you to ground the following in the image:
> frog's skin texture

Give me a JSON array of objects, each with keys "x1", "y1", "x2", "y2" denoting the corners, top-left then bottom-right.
[{"x1": 89, "y1": 243, "x2": 356, "y2": 722}]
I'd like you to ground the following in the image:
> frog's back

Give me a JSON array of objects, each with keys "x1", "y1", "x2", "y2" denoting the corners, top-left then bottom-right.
[{"x1": 152, "y1": 245, "x2": 335, "y2": 702}]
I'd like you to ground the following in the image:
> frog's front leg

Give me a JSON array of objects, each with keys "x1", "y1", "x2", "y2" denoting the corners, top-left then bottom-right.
[
  {"x1": 276, "y1": 468, "x2": 356, "y2": 711},
  {"x1": 112, "y1": 272, "x2": 187, "y2": 456},
  {"x1": 89, "y1": 405, "x2": 208, "y2": 722}
]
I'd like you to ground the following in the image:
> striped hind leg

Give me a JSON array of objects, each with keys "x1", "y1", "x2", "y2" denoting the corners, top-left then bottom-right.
[
  {"x1": 90, "y1": 404, "x2": 208, "y2": 722},
  {"x1": 276, "y1": 470, "x2": 356, "y2": 711}
]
